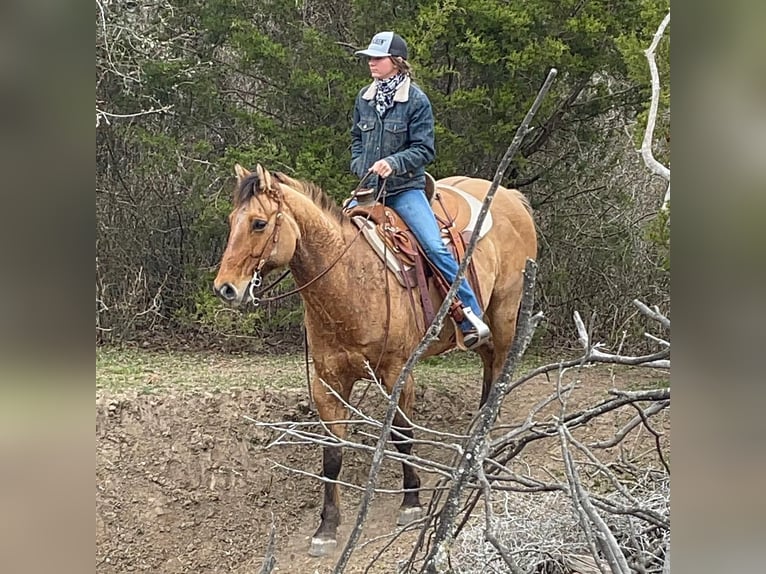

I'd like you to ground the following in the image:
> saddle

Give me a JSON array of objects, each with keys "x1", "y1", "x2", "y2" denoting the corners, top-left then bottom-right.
[{"x1": 345, "y1": 175, "x2": 493, "y2": 337}]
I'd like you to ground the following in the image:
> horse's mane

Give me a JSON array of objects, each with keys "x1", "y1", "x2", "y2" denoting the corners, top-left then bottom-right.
[{"x1": 271, "y1": 172, "x2": 348, "y2": 223}]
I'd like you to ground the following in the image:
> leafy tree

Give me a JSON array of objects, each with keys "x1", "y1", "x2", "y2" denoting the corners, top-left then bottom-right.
[{"x1": 96, "y1": 0, "x2": 669, "y2": 346}]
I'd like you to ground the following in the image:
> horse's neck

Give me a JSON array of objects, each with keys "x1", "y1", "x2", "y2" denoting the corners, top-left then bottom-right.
[{"x1": 284, "y1": 190, "x2": 374, "y2": 300}]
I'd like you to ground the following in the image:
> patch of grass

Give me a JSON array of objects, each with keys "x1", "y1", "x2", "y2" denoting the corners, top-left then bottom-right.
[
  {"x1": 417, "y1": 351, "x2": 481, "y2": 381},
  {"x1": 625, "y1": 374, "x2": 671, "y2": 391},
  {"x1": 401, "y1": 348, "x2": 551, "y2": 392},
  {"x1": 96, "y1": 346, "x2": 603, "y2": 396},
  {"x1": 96, "y1": 347, "x2": 306, "y2": 394},
  {"x1": 576, "y1": 362, "x2": 670, "y2": 391}
]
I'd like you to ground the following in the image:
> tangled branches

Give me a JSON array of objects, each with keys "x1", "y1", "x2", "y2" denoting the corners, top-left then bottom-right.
[{"x1": 248, "y1": 277, "x2": 670, "y2": 573}]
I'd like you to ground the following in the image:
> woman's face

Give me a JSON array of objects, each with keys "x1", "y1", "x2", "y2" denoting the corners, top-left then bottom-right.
[{"x1": 367, "y1": 56, "x2": 397, "y2": 80}]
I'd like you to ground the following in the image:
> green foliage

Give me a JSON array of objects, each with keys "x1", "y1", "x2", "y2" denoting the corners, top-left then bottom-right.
[
  {"x1": 615, "y1": 1, "x2": 670, "y2": 156},
  {"x1": 174, "y1": 281, "x2": 265, "y2": 336},
  {"x1": 97, "y1": 0, "x2": 670, "y2": 346}
]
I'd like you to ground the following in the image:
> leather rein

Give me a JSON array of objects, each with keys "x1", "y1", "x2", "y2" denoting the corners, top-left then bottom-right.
[{"x1": 246, "y1": 174, "x2": 380, "y2": 307}]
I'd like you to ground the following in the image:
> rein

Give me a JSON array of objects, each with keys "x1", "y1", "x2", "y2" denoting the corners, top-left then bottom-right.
[
  {"x1": 241, "y1": 172, "x2": 396, "y2": 413},
  {"x1": 247, "y1": 172, "x2": 383, "y2": 306}
]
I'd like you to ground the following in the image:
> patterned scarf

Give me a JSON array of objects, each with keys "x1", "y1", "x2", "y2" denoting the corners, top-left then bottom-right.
[{"x1": 374, "y1": 73, "x2": 406, "y2": 116}]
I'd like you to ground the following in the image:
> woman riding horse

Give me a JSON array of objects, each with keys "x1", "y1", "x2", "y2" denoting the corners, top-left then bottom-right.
[{"x1": 350, "y1": 30, "x2": 491, "y2": 349}]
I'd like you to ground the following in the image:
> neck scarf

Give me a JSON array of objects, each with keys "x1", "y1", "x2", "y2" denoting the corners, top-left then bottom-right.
[{"x1": 374, "y1": 73, "x2": 406, "y2": 116}]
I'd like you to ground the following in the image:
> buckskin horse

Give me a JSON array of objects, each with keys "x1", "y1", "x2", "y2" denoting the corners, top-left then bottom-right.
[{"x1": 213, "y1": 164, "x2": 537, "y2": 556}]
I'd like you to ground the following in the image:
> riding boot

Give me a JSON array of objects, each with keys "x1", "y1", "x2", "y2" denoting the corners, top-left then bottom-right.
[{"x1": 460, "y1": 307, "x2": 491, "y2": 350}]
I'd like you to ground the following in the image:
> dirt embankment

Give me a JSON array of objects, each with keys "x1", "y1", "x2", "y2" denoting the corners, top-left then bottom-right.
[{"x1": 96, "y1": 366, "x2": 667, "y2": 573}]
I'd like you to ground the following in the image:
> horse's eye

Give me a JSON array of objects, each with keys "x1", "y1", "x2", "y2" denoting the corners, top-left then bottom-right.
[{"x1": 251, "y1": 219, "x2": 268, "y2": 232}]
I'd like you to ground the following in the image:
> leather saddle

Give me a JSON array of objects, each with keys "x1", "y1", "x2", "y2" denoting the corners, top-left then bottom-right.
[{"x1": 345, "y1": 174, "x2": 493, "y2": 335}]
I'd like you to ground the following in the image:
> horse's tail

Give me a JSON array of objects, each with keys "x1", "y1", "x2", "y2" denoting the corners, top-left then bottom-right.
[{"x1": 506, "y1": 187, "x2": 533, "y2": 217}]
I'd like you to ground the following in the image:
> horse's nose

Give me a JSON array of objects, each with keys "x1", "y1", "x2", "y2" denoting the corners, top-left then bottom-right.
[{"x1": 215, "y1": 283, "x2": 238, "y2": 302}]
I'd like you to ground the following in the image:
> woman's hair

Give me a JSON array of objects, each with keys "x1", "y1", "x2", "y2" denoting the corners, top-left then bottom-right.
[{"x1": 391, "y1": 56, "x2": 413, "y2": 77}]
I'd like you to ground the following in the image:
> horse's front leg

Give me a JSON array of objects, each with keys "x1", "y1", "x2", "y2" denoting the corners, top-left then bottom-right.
[{"x1": 309, "y1": 375, "x2": 350, "y2": 557}]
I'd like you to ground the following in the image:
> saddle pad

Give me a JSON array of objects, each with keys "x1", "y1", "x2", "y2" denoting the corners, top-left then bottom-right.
[
  {"x1": 432, "y1": 183, "x2": 493, "y2": 242},
  {"x1": 351, "y1": 216, "x2": 416, "y2": 288},
  {"x1": 348, "y1": 183, "x2": 494, "y2": 286}
]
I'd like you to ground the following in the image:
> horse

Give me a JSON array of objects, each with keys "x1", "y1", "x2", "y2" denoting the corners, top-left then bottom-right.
[{"x1": 213, "y1": 164, "x2": 537, "y2": 556}]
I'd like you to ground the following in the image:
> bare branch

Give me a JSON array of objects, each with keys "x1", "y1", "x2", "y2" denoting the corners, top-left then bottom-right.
[
  {"x1": 591, "y1": 400, "x2": 669, "y2": 449},
  {"x1": 633, "y1": 299, "x2": 670, "y2": 330},
  {"x1": 258, "y1": 513, "x2": 277, "y2": 574},
  {"x1": 662, "y1": 545, "x2": 670, "y2": 574},
  {"x1": 640, "y1": 12, "x2": 671, "y2": 210},
  {"x1": 559, "y1": 425, "x2": 632, "y2": 574},
  {"x1": 573, "y1": 310, "x2": 670, "y2": 369},
  {"x1": 267, "y1": 459, "x2": 450, "y2": 495},
  {"x1": 96, "y1": 105, "x2": 174, "y2": 127},
  {"x1": 477, "y1": 462, "x2": 525, "y2": 574},
  {"x1": 626, "y1": 401, "x2": 670, "y2": 475},
  {"x1": 241, "y1": 296, "x2": 669, "y2": 573}
]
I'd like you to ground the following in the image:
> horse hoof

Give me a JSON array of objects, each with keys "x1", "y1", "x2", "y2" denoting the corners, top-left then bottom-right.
[
  {"x1": 397, "y1": 506, "x2": 423, "y2": 526},
  {"x1": 308, "y1": 536, "x2": 337, "y2": 557}
]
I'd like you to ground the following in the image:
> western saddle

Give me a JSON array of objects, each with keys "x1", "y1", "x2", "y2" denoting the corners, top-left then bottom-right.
[{"x1": 344, "y1": 173, "x2": 493, "y2": 344}]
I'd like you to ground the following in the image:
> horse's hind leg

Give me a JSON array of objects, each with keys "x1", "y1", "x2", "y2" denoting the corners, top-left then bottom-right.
[
  {"x1": 476, "y1": 345, "x2": 496, "y2": 407},
  {"x1": 484, "y1": 289, "x2": 524, "y2": 395},
  {"x1": 309, "y1": 375, "x2": 351, "y2": 557},
  {"x1": 386, "y1": 372, "x2": 423, "y2": 525}
]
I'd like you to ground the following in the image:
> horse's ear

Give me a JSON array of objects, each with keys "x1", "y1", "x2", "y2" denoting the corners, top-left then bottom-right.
[
  {"x1": 234, "y1": 163, "x2": 251, "y2": 183},
  {"x1": 255, "y1": 163, "x2": 272, "y2": 192}
]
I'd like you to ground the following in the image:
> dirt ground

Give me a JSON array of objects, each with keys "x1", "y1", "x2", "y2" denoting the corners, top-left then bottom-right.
[{"x1": 96, "y1": 352, "x2": 669, "y2": 573}]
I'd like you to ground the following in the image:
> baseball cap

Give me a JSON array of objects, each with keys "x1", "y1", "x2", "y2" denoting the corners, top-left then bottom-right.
[{"x1": 355, "y1": 31, "x2": 408, "y2": 59}]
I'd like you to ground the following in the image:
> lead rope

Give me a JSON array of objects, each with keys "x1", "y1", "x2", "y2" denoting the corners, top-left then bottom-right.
[{"x1": 352, "y1": 178, "x2": 392, "y2": 411}]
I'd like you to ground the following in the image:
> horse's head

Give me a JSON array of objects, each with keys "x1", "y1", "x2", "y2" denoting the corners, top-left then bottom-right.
[{"x1": 213, "y1": 163, "x2": 298, "y2": 306}]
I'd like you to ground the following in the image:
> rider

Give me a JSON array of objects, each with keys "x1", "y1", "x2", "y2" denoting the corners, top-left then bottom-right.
[{"x1": 350, "y1": 31, "x2": 490, "y2": 349}]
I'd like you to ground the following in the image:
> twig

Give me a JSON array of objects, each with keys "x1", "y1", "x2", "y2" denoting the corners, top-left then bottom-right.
[
  {"x1": 258, "y1": 512, "x2": 277, "y2": 574},
  {"x1": 478, "y1": 461, "x2": 525, "y2": 574},
  {"x1": 590, "y1": 400, "x2": 669, "y2": 449},
  {"x1": 267, "y1": 459, "x2": 451, "y2": 494},
  {"x1": 565, "y1": 433, "x2": 638, "y2": 505},
  {"x1": 96, "y1": 105, "x2": 174, "y2": 127},
  {"x1": 360, "y1": 515, "x2": 432, "y2": 574},
  {"x1": 633, "y1": 299, "x2": 670, "y2": 330},
  {"x1": 626, "y1": 402, "x2": 670, "y2": 475},
  {"x1": 491, "y1": 388, "x2": 670, "y2": 466}
]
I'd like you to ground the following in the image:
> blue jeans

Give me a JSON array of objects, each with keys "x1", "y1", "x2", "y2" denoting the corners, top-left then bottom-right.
[{"x1": 384, "y1": 189, "x2": 483, "y2": 332}]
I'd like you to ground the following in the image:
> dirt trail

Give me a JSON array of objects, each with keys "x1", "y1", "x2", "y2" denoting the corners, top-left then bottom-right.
[{"x1": 96, "y1": 363, "x2": 667, "y2": 573}]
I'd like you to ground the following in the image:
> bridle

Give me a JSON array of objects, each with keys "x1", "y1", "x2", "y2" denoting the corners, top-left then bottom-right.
[{"x1": 246, "y1": 194, "x2": 285, "y2": 303}]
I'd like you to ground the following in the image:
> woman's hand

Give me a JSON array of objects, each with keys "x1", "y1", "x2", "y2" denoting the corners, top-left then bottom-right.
[{"x1": 369, "y1": 159, "x2": 393, "y2": 178}]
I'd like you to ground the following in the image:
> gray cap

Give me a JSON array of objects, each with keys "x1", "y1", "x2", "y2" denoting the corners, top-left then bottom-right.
[{"x1": 355, "y1": 31, "x2": 408, "y2": 59}]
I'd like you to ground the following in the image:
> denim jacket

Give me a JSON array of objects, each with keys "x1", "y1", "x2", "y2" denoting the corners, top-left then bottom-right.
[{"x1": 350, "y1": 76, "x2": 436, "y2": 196}]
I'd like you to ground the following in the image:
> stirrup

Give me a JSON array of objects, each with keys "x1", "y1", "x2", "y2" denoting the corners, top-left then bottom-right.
[{"x1": 461, "y1": 307, "x2": 490, "y2": 350}]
